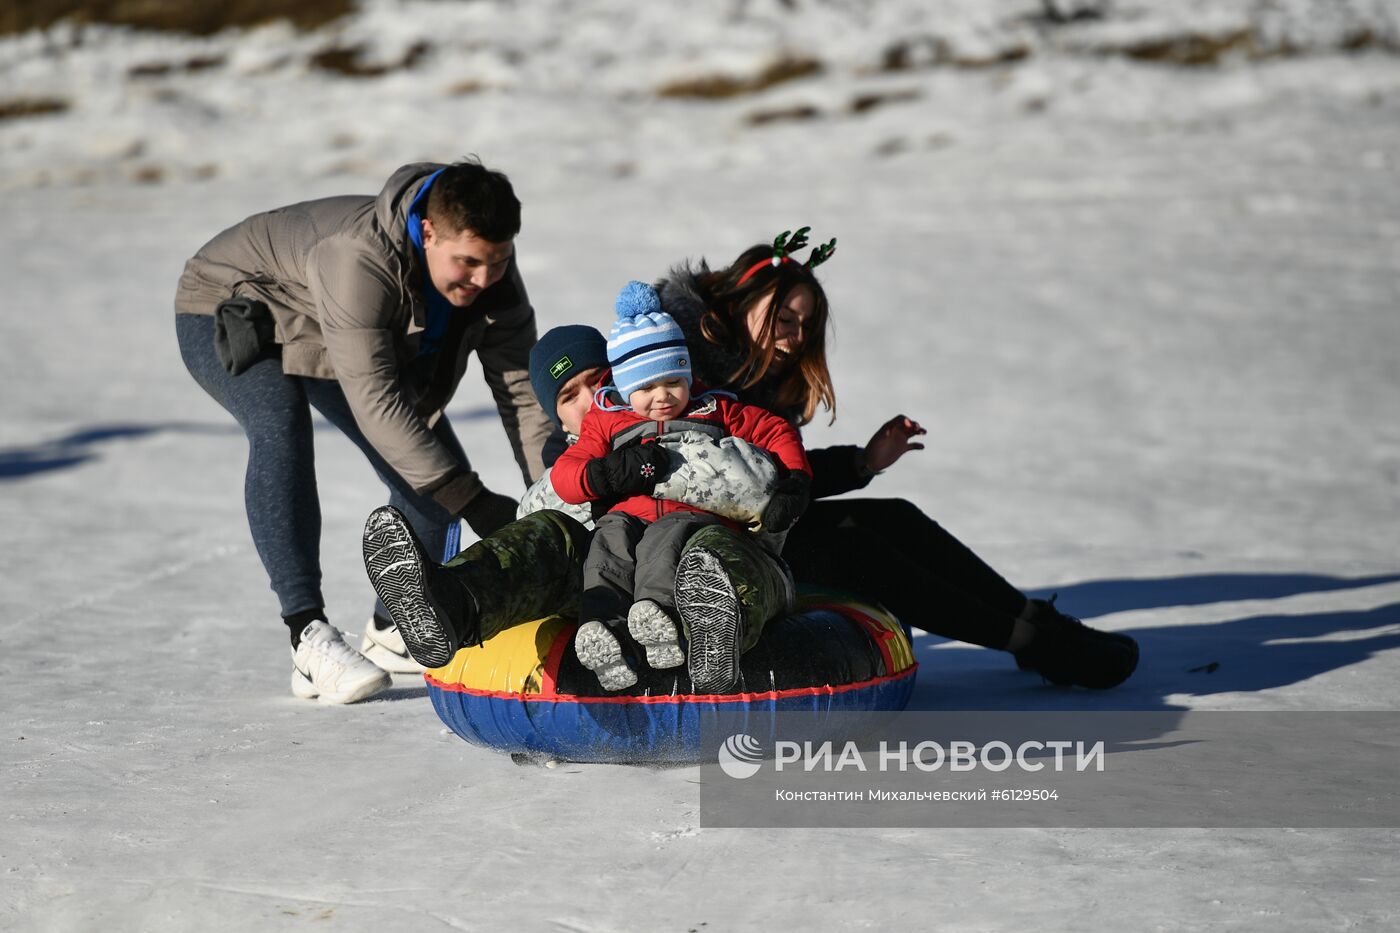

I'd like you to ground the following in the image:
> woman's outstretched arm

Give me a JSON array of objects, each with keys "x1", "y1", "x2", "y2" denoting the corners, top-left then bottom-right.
[{"x1": 805, "y1": 414, "x2": 926, "y2": 499}]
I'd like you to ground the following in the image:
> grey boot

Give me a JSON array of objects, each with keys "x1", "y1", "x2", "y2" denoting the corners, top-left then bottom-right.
[
  {"x1": 574, "y1": 620, "x2": 639, "y2": 691},
  {"x1": 627, "y1": 599, "x2": 685, "y2": 670}
]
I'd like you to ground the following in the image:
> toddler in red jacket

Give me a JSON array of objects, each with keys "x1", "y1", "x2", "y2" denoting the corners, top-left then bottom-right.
[{"x1": 551, "y1": 281, "x2": 812, "y2": 692}]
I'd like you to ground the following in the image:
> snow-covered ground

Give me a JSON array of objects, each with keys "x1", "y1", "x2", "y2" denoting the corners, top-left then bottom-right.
[{"x1": 3, "y1": 1, "x2": 1400, "y2": 930}]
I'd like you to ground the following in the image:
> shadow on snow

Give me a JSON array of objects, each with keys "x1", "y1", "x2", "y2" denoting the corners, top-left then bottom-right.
[
  {"x1": 909, "y1": 572, "x2": 1400, "y2": 712},
  {"x1": 0, "y1": 406, "x2": 501, "y2": 480}
]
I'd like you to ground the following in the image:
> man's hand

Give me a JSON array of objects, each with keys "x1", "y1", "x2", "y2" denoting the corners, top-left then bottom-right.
[
  {"x1": 458, "y1": 489, "x2": 519, "y2": 538},
  {"x1": 585, "y1": 443, "x2": 672, "y2": 499},
  {"x1": 760, "y1": 472, "x2": 812, "y2": 533},
  {"x1": 863, "y1": 414, "x2": 927, "y2": 474}
]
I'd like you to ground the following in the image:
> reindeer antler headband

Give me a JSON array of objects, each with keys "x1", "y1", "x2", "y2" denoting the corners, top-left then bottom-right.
[{"x1": 736, "y1": 226, "x2": 837, "y2": 286}]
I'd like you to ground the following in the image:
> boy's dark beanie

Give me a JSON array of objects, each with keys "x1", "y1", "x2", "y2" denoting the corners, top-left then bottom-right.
[{"x1": 528, "y1": 324, "x2": 609, "y2": 427}]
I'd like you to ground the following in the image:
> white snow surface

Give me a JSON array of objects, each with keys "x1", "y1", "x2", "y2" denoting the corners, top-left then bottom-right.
[{"x1": 3, "y1": 1, "x2": 1400, "y2": 930}]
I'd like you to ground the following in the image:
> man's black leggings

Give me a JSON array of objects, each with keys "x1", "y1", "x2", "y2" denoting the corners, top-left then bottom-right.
[
  {"x1": 781, "y1": 498, "x2": 1027, "y2": 650},
  {"x1": 177, "y1": 312, "x2": 468, "y2": 619}
]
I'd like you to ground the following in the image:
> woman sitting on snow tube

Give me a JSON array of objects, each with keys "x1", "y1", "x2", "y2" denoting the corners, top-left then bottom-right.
[{"x1": 648, "y1": 230, "x2": 1135, "y2": 688}]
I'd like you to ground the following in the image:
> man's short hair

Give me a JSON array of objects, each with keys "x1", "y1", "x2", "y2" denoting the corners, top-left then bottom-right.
[{"x1": 425, "y1": 157, "x2": 521, "y2": 243}]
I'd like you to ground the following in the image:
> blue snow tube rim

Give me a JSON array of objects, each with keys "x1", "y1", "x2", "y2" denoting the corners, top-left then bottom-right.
[{"x1": 423, "y1": 595, "x2": 918, "y2": 763}]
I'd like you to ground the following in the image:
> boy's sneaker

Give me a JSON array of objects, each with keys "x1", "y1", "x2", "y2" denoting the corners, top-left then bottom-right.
[
  {"x1": 627, "y1": 599, "x2": 685, "y2": 670},
  {"x1": 675, "y1": 546, "x2": 744, "y2": 693},
  {"x1": 291, "y1": 620, "x2": 391, "y2": 704},
  {"x1": 362, "y1": 506, "x2": 478, "y2": 669},
  {"x1": 359, "y1": 612, "x2": 426, "y2": 674},
  {"x1": 1014, "y1": 596, "x2": 1139, "y2": 690},
  {"x1": 574, "y1": 620, "x2": 638, "y2": 692}
]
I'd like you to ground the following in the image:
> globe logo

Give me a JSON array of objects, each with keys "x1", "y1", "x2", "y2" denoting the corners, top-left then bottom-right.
[{"x1": 717, "y1": 733, "x2": 764, "y2": 779}]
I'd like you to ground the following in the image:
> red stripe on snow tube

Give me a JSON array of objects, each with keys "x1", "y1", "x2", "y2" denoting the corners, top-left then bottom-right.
[{"x1": 423, "y1": 597, "x2": 917, "y2": 763}]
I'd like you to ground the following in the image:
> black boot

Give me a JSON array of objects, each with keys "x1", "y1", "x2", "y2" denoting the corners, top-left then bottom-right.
[
  {"x1": 362, "y1": 506, "x2": 480, "y2": 668},
  {"x1": 675, "y1": 526, "x2": 797, "y2": 693},
  {"x1": 1014, "y1": 596, "x2": 1138, "y2": 689},
  {"x1": 676, "y1": 545, "x2": 745, "y2": 693}
]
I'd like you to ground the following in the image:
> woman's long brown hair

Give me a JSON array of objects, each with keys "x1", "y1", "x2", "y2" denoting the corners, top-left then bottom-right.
[{"x1": 695, "y1": 243, "x2": 836, "y2": 426}]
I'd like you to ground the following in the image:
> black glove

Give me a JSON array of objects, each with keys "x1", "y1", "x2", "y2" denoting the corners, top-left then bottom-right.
[
  {"x1": 585, "y1": 443, "x2": 671, "y2": 499},
  {"x1": 457, "y1": 489, "x2": 519, "y2": 538},
  {"x1": 760, "y1": 471, "x2": 811, "y2": 533}
]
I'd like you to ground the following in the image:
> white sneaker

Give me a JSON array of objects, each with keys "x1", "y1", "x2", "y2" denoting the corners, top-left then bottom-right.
[
  {"x1": 291, "y1": 620, "x2": 391, "y2": 704},
  {"x1": 360, "y1": 614, "x2": 426, "y2": 674}
]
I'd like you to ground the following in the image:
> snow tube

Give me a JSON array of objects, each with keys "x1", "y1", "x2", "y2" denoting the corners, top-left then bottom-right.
[{"x1": 423, "y1": 594, "x2": 917, "y2": 763}]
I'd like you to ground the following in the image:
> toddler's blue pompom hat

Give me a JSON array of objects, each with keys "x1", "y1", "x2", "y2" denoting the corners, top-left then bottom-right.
[{"x1": 606, "y1": 280, "x2": 692, "y2": 399}]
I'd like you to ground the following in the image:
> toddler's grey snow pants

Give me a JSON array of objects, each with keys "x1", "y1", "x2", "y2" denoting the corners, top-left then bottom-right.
[{"x1": 582, "y1": 511, "x2": 726, "y2": 625}]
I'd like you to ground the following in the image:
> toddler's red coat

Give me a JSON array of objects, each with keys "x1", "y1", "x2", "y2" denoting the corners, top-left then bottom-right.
[{"x1": 551, "y1": 391, "x2": 811, "y2": 524}]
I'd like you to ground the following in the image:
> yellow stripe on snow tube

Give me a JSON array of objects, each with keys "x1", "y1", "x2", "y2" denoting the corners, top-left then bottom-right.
[{"x1": 423, "y1": 595, "x2": 918, "y2": 762}]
